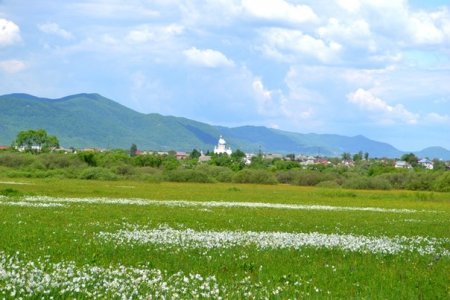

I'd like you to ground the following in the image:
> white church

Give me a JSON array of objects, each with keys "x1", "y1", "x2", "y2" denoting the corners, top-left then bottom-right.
[{"x1": 214, "y1": 135, "x2": 232, "y2": 155}]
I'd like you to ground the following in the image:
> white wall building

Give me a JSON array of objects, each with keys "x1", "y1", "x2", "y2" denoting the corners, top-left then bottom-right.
[{"x1": 214, "y1": 135, "x2": 232, "y2": 155}]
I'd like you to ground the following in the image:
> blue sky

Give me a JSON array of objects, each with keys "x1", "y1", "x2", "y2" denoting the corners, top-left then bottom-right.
[{"x1": 1, "y1": 0, "x2": 449, "y2": 151}]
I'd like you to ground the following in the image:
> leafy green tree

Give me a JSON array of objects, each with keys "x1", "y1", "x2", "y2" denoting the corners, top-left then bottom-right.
[
  {"x1": 285, "y1": 153, "x2": 296, "y2": 161},
  {"x1": 231, "y1": 149, "x2": 246, "y2": 160},
  {"x1": 133, "y1": 154, "x2": 163, "y2": 168},
  {"x1": 341, "y1": 152, "x2": 351, "y2": 161},
  {"x1": 432, "y1": 159, "x2": 446, "y2": 171},
  {"x1": 78, "y1": 152, "x2": 97, "y2": 166},
  {"x1": 353, "y1": 151, "x2": 363, "y2": 162},
  {"x1": 129, "y1": 144, "x2": 138, "y2": 157},
  {"x1": 401, "y1": 153, "x2": 419, "y2": 167},
  {"x1": 364, "y1": 152, "x2": 369, "y2": 160},
  {"x1": 162, "y1": 155, "x2": 180, "y2": 170},
  {"x1": 274, "y1": 159, "x2": 299, "y2": 170},
  {"x1": 13, "y1": 129, "x2": 59, "y2": 152},
  {"x1": 190, "y1": 149, "x2": 201, "y2": 159}
]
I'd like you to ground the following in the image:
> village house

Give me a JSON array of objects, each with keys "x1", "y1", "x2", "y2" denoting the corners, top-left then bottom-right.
[
  {"x1": 175, "y1": 151, "x2": 189, "y2": 160},
  {"x1": 264, "y1": 153, "x2": 283, "y2": 160},
  {"x1": 418, "y1": 158, "x2": 433, "y2": 170},
  {"x1": 315, "y1": 158, "x2": 332, "y2": 165},
  {"x1": 395, "y1": 161, "x2": 412, "y2": 169},
  {"x1": 300, "y1": 156, "x2": 316, "y2": 166},
  {"x1": 244, "y1": 153, "x2": 254, "y2": 165},
  {"x1": 198, "y1": 151, "x2": 211, "y2": 163}
]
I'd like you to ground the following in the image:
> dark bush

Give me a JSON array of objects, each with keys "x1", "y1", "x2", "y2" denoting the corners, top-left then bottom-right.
[
  {"x1": 133, "y1": 154, "x2": 163, "y2": 168},
  {"x1": 0, "y1": 153, "x2": 35, "y2": 168},
  {"x1": 195, "y1": 164, "x2": 234, "y2": 182},
  {"x1": 37, "y1": 153, "x2": 85, "y2": 169},
  {"x1": 404, "y1": 172, "x2": 439, "y2": 191},
  {"x1": 79, "y1": 167, "x2": 118, "y2": 180},
  {"x1": 432, "y1": 172, "x2": 450, "y2": 192},
  {"x1": 164, "y1": 169, "x2": 212, "y2": 183},
  {"x1": 77, "y1": 152, "x2": 97, "y2": 167},
  {"x1": 342, "y1": 176, "x2": 392, "y2": 190},
  {"x1": 276, "y1": 170, "x2": 299, "y2": 184},
  {"x1": 233, "y1": 169, "x2": 277, "y2": 185},
  {"x1": 295, "y1": 171, "x2": 334, "y2": 186},
  {"x1": 113, "y1": 164, "x2": 136, "y2": 177},
  {"x1": 377, "y1": 172, "x2": 409, "y2": 189},
  {"x1": 96, "y1": 151, "x2": 130, "y2": 168},
  {"x1": 0, "y1": 188, "x2": 22, "y2": 197},
  {"x1": 315, "y1": 180, "x2": 341, "y2": 188}
]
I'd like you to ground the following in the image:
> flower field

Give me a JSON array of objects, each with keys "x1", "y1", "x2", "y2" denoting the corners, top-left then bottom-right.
[{"x1": 0, "y1": 179, "x2": 449, "y2": 298}]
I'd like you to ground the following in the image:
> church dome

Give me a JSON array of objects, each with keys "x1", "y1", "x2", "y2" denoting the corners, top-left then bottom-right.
[{"x1": 218, "y1": 136, "x2": 226, "y2": 145}]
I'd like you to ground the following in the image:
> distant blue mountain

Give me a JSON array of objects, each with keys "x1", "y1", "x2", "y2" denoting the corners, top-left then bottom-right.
[
  {"x1": 0, "y1": 93, "x2": 448, "y2": 159},
  {"x1": 414, "y1": 147, "x2": 450, "y2": 160}
]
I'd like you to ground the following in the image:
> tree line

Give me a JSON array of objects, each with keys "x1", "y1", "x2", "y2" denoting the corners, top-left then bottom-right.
[{"x1": 1, "y1": 129, "x2": 448, "y2": 192}]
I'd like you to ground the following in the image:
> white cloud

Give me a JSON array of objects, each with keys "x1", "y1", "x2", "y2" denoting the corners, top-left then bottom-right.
[
  {"x1": 252, "y1": 78, "x2": 276, "y2": 115},
  {"x1": 425, "y1": 112, "x2": 450, "y2": 124},
  {"x1": 252, "y1": 75, "x2": 319, "y2": 128},
  {"x1": 183, "y1": 47, "x2": 235, "y2": 68},
  {"x1": 0, "y1": 59, "x2": 26, "y2": 73},
  {"x1": 408, "y1": 11, "x2": 447, "y2": 45},
  {"x1": 362, "y1": 1, "x2": 450, "y2": 46},
  {"x1": 70, "y1": 1, "x2": 160, "y2": 19},
  {"x1": 317, "y1": 18, "x2": 373, "y2": 51},
  {"x1": 261, "y1": 28, "x2": 342, "y2": 63},
  {"x1": 242, "y1": 0, "x2": 318, "y2": 24},
  {"x1": 126, "y1": 24, "x2": 184, "y2": 44},
  {"x1": 336, "y1": 0, "x2": 361, "y2": 13},
  {"x1": 38, "y1": 22, "x2": 73, "y2": 40},
  {"x1": 347, "y1": 88, "x2": 418, "y2": 124},
  {"x1": 0, "y1": 18, "x2": 21, "y2": 47}
]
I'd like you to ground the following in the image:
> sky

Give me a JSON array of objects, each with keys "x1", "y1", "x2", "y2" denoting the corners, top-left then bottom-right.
[{"x1": 1, "y1": 0, "x2": 449, "y2": 151}]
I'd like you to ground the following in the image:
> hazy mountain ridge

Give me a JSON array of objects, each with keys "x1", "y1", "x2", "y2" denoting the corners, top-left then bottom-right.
[{"x1": 1, "y1": 93, "x2": 449, "y2": 159}]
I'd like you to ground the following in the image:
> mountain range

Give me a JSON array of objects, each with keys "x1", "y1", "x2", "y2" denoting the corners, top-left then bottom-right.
[{"x1": 1, "y1": 93, "x2": 449, "y2": 159}]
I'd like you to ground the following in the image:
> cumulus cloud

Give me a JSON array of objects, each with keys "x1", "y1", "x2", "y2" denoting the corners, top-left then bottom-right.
[
  {"x1": 70, "y1": 1, "x2": 159, "y2": 19},
  {"x1": 317, "y1": 18, "x2": 374, "y2": 51},
  {"x1": 252, "y1": 78, "x2": 277, "y2": 115},
  {"x1": 0, "y1": 59, "x2": 26, "y2": 73},
  {"x1": 183, "y1": 47, "x2": 235, "y2": 68},
  {"x1": 126, "y1": 24, "x2": 183, "y2": 44},
  {"x1": 363, "y1": 0, "x2": 450, "y2": 46},
  {"x1": 407, "y1": 11, "x2": 447, "y2": 45},
  {"x1": 425, "y1": 112, "x2": 450, "y2": 124},
  {"x1": 242, "y1": 0, "x2": 318, "y2": 24},
  {"x1": 252, "y1": 76, "x2": 318, "y2": 128},
  {"x1": 347, "y1": 88, "x2": 418, "y2": 124},
  {"x1": 261, "y1": 28, "x2": 342, "y2": 63},
  {"x1": 336, "y1": 0, "x2": 361, "y2": 14},
  {"x1": 38, "y1": 22, "x2": 73, "y2": 40},
  {"x1": 0, "y1": 18, "x2": 21, "y2": 47}
]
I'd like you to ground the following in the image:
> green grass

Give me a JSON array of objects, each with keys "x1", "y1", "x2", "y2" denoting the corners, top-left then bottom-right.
[{"x1": 0, "y1": 178, "x2": 449, "y2": 298}]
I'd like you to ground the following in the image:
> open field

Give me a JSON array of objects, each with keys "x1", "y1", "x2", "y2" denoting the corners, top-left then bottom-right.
[{"x1": 0, "y1": 178, "x2": 449, "y2": 298}]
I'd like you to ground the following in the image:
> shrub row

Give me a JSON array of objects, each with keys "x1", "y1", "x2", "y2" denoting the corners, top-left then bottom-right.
[{"x1": 0, "y1": 152, "x2": 449, "y2": 191}]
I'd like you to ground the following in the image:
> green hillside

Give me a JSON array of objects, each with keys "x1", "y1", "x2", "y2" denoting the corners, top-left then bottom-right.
[
  {"x1": 0, "y1": 93, "x2": 214, "y2": 150},
  {"x1": 1, "y1": 93, "x2": 449, "y2": 159}
]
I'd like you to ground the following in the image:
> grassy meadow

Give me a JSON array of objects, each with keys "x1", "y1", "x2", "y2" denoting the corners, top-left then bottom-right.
[{"x1": 0, "y1": 178, "x2": 449, "y2": 298}]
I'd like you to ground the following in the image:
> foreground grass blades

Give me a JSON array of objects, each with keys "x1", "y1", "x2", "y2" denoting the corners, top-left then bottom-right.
[{"x1": 0, "y1": 179, "x2": 449, "y2": 298}]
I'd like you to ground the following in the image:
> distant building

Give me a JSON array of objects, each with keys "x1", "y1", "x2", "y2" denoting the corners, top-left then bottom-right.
[
  {"x1": 198, "y1": 151, "x2": 212, "y2": 163},
  {"x1": 264, "y1": 153, "x2": 283, "y2": 160},
  {"x1": 395, "y1": 161, "x2": 412, "y2": 169},
  {"x1": 17, "y1": 145, "x2": 42, "y2": 152},
  {"x1": 176, "y1": 151, "x2": 189, "y2": 160},
  {"x1": 214, "y1": 136, "x2": 232, "y2": 155},
  {"x1": 418, "y1": 158, "x2": 433, "y2": 170}
]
